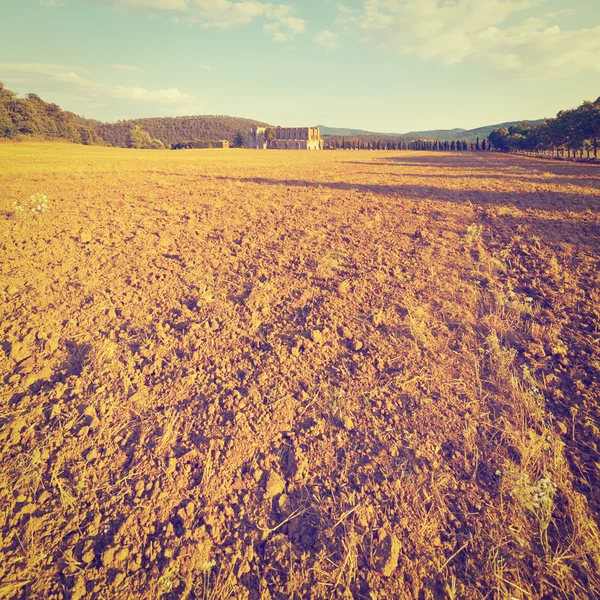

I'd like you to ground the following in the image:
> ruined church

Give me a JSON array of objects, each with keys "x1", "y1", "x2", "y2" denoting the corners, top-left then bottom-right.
[{"x1": 247, "y1": 124, "x2": 323, "y2": 150}]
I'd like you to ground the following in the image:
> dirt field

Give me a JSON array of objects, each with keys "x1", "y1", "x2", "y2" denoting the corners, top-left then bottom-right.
[{"x1": 1, "y1": 143, "x2": 599, "y2": 599}]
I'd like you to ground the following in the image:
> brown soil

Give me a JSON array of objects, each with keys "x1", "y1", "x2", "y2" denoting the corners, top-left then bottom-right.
[{"x1": 1, "y1": 144, "x2": 599, "y2": 599}]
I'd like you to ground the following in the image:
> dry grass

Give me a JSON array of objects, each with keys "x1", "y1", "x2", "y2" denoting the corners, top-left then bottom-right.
[{"x1": 1, "y1": 143, "x2": 599, "y2": 598}]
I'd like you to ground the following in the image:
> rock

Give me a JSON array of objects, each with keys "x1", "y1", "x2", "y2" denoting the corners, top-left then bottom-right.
[
  {"x1": 16, "y1": 357, "x2": 35, "y2": 374},
  {"x1": 10, "y1": 342, "x2": 31, "y2": 363},
  {"x1": 83, "y1": 405, "x2": 100, "y2": 427},
  {"x1": 21, "y1": 503, "x2": 36, "y2": 515},
  {"x1": 265, "y1": 471, "x2": 286, "y2": 499},
  {"x1": 7, "y1": 284, "x2": 18, "y2": 295},
  {"x1": 134, "y1": 480, "x2": 145, "y2": 497},
  {"x1": 72, "y1": 576, "x2": 87, "y2": 600},
  {"x1": 24, "y1": 366, "x2": 52, "y2": 388},
  {"x1": 342, "y1": 415, "x2": 354, "y2": 430},
  {"x1": 351, "y1": 339, "x2": 363, "y2": 352},
  {"x1": 103, "y1": 547, "x2": 116, "y2": 566},
  {"x1": 115, "y1": 547, "x2": 129, "y2": 563},
  {"x1": 373, "y1": 529, "x2": 401, "y2": 577},
  {"x1": 277, "y1": 494, "x2": 291, "y2": 512},
  {"x1": 45, "y1": 336, "x2": 59, "y2": 354},
  {"x1": 311, "y1": 330, "x2": 323, "y2": 344},
  {"x1": 80, "y1": 231, "x2": 92, "y2": 244}
]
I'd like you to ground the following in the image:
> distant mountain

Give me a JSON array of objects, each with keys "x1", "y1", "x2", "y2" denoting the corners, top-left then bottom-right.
[
  {"x1": 80, "y1": 115, "x2": 270, "y2": 148},
  {"x1": 319, "y1": 120, "x2": 544, "y2": 141},
  {"x1": 317, "y1": 125, "x2": 399, "y2": 137}
]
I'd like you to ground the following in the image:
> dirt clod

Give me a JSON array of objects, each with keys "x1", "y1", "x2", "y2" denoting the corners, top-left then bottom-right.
[
  {"x1": 9, "y1": 342, "x2": 31, "y2": 363},
  {"x1": 265, "y1": 470, "x2": 286, "y2": 499},
  {"x1": 373, "y1": 529, "x2": 401, "y2": 577}
]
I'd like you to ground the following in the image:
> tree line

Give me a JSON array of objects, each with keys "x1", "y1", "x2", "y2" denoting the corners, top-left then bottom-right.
[
  {"x1": 172, "y1": 133, "x2": 244, "y2": 150},
  {"x1": 79, "y1": 115, "x2": 265, "y2": 148},
  {"x1": 324, "y1": 137, "x2": 489, "y2": 151},
  {"x1": 487, "y1": 98, "x2": 600, "y2": 159},
  {"x1": 0, "y1": 83, "x2": 103, "y2": 145}
]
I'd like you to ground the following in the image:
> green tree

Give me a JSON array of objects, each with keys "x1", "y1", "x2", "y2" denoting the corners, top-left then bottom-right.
[
  {"x1": 129, "y1": 125, "x2": 152, "y2": 149},
  {"x1": 233, "y1": 131, "x2": 244, "y2": 148},
  {"x1": 128, "y1": 125, "x2": 163, "y2": 149},
  {"x1": 488, "y1": 128, "x2": 509, "y2": 151},
  {"x1": 0, "y1": 101, "x2": 13, "y2": 138},
  {"x1": 264, "y1": 128, "x2": 276, "y2": 144}
]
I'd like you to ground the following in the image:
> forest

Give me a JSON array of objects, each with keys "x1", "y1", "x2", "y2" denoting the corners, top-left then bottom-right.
[
  {"x1": 488, "y1": 98, "x2": 600, "y2": 159},
  {"x1": 78, "y1": 115, "x2": 267, "y2": 148},
  {"x1": 0, "y1": 83, "x2": 103, "y2": 145}
]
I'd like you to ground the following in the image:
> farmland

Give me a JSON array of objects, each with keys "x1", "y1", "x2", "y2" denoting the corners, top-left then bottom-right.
[{"x1": 1, "y1": 143, "x2": 599, "y2": 599}]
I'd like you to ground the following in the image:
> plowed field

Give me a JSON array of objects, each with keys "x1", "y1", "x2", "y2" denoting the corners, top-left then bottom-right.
[{"x1": 1, "y1": 143, "x2": 600, "y2": 599}]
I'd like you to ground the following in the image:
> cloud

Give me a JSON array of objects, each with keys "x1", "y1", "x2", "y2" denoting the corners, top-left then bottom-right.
[
  {"x1": 40, "y1": 0, "x2": 66, "y2": 6},
  {"x1": 95, "y1": 0, "x2": 188, "y2": 9},
  {"x1": 261, "y1": 15, "x2": 305, "y2": 42},
  {"x1": 0, "y1": 63, "x2": 197, "y2": 109},
  {"x1": 89, "y1": 0, "x2": 305, "y2": 41},
  {"x1": 280, "y1": 17, "x2": 305, "y2": 34},
  {"x1": 314, "y1": 29, "x2": 339, "y2": 48},
  {"x1": 340, "y1": 0, "x2": 600, "y2": 78},
  {"x1": 111, "y1": 64, "x2": 145, "y2": 72}
]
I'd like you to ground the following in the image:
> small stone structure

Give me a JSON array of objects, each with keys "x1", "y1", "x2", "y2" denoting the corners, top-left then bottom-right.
[
  {"x1": 247, "y1": 125, "x2": 323, "y2": 150},
  {"x1": 215, "y1": 140, "x2": 229, "y2": 149}
]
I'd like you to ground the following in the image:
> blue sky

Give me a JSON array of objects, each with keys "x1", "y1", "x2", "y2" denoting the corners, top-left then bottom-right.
[{"x1": 1, "y1": 0, "x2": 599, "y2": 132}]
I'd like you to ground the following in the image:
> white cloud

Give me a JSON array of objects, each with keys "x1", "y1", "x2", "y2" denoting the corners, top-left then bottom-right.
[
  {"x1": 340, "y1": 0, "x2": 600, "y2": 78},
  {"x1": 272, "y1": 31, "x2": 289, "y2": 43},
  {"x1": 314, "y1": 29, "x2": 339, "y2": 48},
  {"x1": 198, "y1": 64, "x2": 217, "y2": 71},
  {"x1": 95, "y1": 0, "x2": 188, "y2": 9},
  {"x1": 111, "y1": 64, "x2": 145, "y2": 72},
  {"x1": 0, "y1": 63, "x2": 196, "y2": 109},
  {"x1": 280, "y1": 17, "x2": 305, "y2": 34},
  {"x1": 40, "y1": 0, "x2": 66, "y2": 6},
  {"x1": 259, "y1": 12, "x2": 304, "y2": 41},
  {"x1": 89, "y1": 0, "x2": 305, "y2": 41}
]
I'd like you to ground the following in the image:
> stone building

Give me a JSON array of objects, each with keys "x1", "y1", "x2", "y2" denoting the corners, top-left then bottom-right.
[
  {"x1": 247, "y1": 124, "x2": 323, "y2": 150},
  {"x1": 215, "y1": 140, "x2": 229, "y2": 148}
]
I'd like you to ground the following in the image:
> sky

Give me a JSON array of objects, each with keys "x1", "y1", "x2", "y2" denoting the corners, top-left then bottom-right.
[{"x1": 1, "y1": 0, "x2": 599, "y2": 132}]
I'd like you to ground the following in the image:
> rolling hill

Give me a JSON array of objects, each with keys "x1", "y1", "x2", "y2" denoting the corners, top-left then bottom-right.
[
  {"x1": 319, "y1": 120, "x2": 544, "y2": 141},
  {"x1": 79, "y1": 115, "x2": 270, "y2": 148}
]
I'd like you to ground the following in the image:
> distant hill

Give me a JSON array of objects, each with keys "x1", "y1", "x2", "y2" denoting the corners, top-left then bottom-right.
[
  {"x1": 317, "y1": 125, "x2": 399, "y2": 137},
  {"x1": 319, "y1": 120, "x2": 544, "y2": 141},
  {"x1": 80, "y1": 115, "x2": 270, "y2": 148}
]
